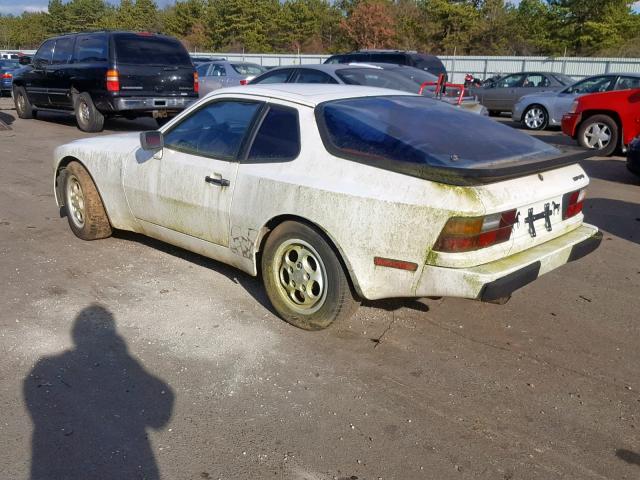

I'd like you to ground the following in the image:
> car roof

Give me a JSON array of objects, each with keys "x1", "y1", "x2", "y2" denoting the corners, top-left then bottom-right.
[
  {"x1": 203, "y1": 84, "x2": 416, "y2": 107},
  {"x1": 260, "y1": 64, "x2": 378, "y2": 73}
]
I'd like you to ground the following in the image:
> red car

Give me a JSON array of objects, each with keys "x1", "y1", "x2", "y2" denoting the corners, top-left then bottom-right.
[{"x1": 561, "y1": 88, "x2": 640, "y2": 156}]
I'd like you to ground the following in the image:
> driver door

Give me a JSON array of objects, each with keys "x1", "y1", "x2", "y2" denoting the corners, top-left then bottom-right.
[
  {"x1": 480, "y1": 73, "x2": 524, "y2": 111},
  {"x1": 123, "y1": 98, "x2": 263, "y2": 246}
]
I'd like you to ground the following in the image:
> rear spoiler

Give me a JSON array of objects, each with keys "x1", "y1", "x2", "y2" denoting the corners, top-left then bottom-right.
[{"x1": 331, "y1": 148, "x2": 595, "y2": 186}]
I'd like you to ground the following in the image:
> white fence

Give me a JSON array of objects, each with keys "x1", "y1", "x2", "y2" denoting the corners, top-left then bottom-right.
[{"x1": 5, "y1": 49, "x2": 640, "y2": 82}]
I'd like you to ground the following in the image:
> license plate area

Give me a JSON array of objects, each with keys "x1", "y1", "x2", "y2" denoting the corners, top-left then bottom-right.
[{"x1": 514, "y1": 197, "x2": 563, "y2": 240}]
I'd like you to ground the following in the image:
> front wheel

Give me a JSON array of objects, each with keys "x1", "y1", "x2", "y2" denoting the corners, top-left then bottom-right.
[
  {"x1": 522, "y1": 105, "x2": 548, "y2": 130},
  {"x1": 63, "y1": 161, "x2": 112, "y2": 240},
  {"x1": 13, "y1": 86, "x2": 36, "y2": 119},
  {"x1": 261, "y1": 221, "x2": 359, "y2": 330},
  {"x1": 577, "y1": 114, "x2": 619, "y2": 156}
]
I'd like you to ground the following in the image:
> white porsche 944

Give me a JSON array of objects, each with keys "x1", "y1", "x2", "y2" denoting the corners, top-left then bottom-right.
[{"x1": 53, "y1": 85, "x2": 602, "y2": 330}]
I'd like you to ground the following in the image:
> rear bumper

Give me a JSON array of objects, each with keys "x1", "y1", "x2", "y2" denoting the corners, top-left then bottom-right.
[
  {"x1": 415, "y1": 224, "x2": 601, "y2": 300},
  {"x1": 113, "y1": 96, "x2": 197, "y2": 112},
  {"x1": 561, "y1": 112, "x2": 580, "y2": 137}
]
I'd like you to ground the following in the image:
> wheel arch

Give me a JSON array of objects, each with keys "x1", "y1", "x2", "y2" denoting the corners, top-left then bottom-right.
[
  {"x1": 520, "y1": 102, "x2": 547, "y2": 122},
  {"x1": 254, "y1": 214, "x2": 363, "y2": 298},
  {"x1": 54, "y1": 156, "x2": 113, "y2": 227},
  {"x1": 576, "y1": 110, "x2": 621, "y2": 139}
]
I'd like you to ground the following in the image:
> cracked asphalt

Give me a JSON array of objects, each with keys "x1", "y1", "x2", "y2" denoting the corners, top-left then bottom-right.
[{"x1": 1, "y1": 97, "x2": 639, "y2": 479}]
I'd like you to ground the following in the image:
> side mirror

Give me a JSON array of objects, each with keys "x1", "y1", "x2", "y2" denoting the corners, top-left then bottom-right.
[
  {"x1": 140, "y1": 130, "x2": 163, "y2": 151},
  {"x1": 19, "y1": 56, "x2": 31, "y2": 65}
]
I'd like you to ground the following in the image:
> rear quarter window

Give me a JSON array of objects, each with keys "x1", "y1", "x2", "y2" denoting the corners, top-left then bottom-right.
[
  {"x1": 114, "y1": 34, "x2": 191, "y2": 66},
  {"x1": 247, "y1": 105, "x2": 300, "y2": 161},
  {"x1": 75, "y1": 34, "x2": 108, "y2": 63}
]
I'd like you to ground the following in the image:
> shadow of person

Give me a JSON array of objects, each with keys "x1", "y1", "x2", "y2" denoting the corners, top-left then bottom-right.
[{"x1": 23, "y1": 305, "x2": 174, "y2": 480}]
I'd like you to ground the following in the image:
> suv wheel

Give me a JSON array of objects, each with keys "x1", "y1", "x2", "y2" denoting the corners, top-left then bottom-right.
[
  {"x1": 14, "y1": 86, "x2": 36, "y2": 119},
  {"x1": 74, "y1": 92, "x2": 105, "y2": 132},
  {"x1": 577, "y1": 114, "x2": 619, "y2": 157}
]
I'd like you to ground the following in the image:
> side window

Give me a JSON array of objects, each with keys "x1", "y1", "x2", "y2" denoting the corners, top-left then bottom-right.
[
  {"x1": 247, "y1": 105, "x2": 300, "y2": 161},
  {"x1": 294, "y1": 69, "x2": 337, "y2": 84},
  {"x1": 565, "y1": 76, "x2": 615, "y2": 94},
  {"x1": 325, "y1": 55, "x2": 345, "y2": 64},
  {"x1": 251, "y1": 69, "x2": 292, "y2": 84},
  {"x1": 523, "y1": 74, "x2": 547, "y2": 88},
  {"x1": 615, "y1": 76, "x2": 640, "y2": 91},
  {"x1": 196, "y1": 63, "x2": 210, "y2": 77},
  {"x1": 52, "y1": 37, "x2": 75, "y2": 65},
  {"x1": 75, "y1": 34, "x2": 108, "y2": 63},
  {"x1": 211, "y1": 64, "x2": 226, "y2": 76},
  {"x1": 497, "y1": 74, "x2": 524, "y2": 88},
  {"x1": 164, "y1": 100, "x2": 262, "y2": 159},
  {"x1": 34, "y1": 39, "x2": 55, "y2": 66}
]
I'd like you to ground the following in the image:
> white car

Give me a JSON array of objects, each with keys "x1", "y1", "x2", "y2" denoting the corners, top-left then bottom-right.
[{"x1": 53, "y1": 85, "x2": 602, "y2": 330}]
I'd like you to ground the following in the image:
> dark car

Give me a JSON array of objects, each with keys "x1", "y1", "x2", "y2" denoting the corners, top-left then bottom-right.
[
  {"x1": 627, "y1": 136, "x2": 640, "y2": 177},
  {"x1": 0, "y1": 59, "x2": 20, "y2": 95},
  {"x1": 12, "y1": 31, "x2": 198, "y2": 132},
  {"x1": 191, "y1": 56, "x2": 225, "y2": 65},
  {"x1": 324, "y1": 50, "x2": 446, "y2": 77}
]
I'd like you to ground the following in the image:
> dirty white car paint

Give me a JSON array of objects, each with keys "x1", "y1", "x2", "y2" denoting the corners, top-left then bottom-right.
[{"x1": 53, "y1": 85, "x2": 601, "y2": 323}]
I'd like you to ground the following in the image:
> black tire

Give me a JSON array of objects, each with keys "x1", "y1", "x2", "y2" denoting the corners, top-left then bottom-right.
[
  {"x1": 13, "y1": 86, "x2": 36, "y2": 119},
  {"x1": 522, "y1": 104, "x2": 549, "y2": 130},
  {"x1": 63, "y1": 161, "x2": 112, "y2": 240},
  {"x1": 488, "y1": 110, "x2": 501, "y2": 117},
  {"x1": 74, "y1": 92, "x2": 105, "y2": 132},
  {"x1": 577, "y1": 114, "x2": 619, "y2": 157},
  {"x1": 261, "y1": 221, "x2": 359, "y2": 330}
]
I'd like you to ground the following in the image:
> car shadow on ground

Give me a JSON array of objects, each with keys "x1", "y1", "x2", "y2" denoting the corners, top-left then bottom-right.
[
  {"x1": 112, "y1": 230, "x2": 432, "y2": 318},
  {"x1": 615, "y1": 449, "x2": 640, "y2": 467},
  {"x1": 583, "y1": 198, "x2": 640, "y2": 245},
  {"x1": 0, "y1": 110, "x2": 15, "y2": 125},
  {"x1": 579, "y1": 159, "x2": 640, "y2": 186},
  {"x1": 30, "y1": 111, "x2": 158, "y2": 132},
  {"x1": 23, "y1": 304, "x2": 174, "y2": 480}
]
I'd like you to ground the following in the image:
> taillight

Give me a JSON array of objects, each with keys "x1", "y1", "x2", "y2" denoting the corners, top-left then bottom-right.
[
  {"x1": 2, "y1": 72, "x2": 12, "y2": 79},
  {"x1": 239, "y1": 79, "x2": 248, "y2": 85},
  {"x1": 434, "y1": 209, "x2": 518, "y2": 253},
  {"x1": 194, "y1": 72, "x2": 199, "y2": 93},
  {"x1": 562, "y1": 189, "x2": 585, "y2": 219},
  {"x1": 106, "y1": 69, "x2": 119, "y2": 92}
]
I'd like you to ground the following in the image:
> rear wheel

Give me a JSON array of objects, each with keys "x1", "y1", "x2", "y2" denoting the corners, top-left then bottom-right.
[
  {"x1": 74, "y1": 92, "x2": 105, "y2": 132},
  {"x1": 261, "y1": 221, "x2": 359, "y2": 330},
  {"x1": 13, "y1": 86, "x2": 36, "y2": 119},
  {"x1": 522, "y1": 105, "x2": 548, "y2": 130},
  {"x1": 63, "y1": 161, "x2": 112, "y2": 240},
  {"x1": 577, "y1": 114, "x2": 618, "y2": 156}
]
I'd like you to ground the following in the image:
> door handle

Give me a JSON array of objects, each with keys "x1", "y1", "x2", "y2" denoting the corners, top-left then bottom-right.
[{"x1": 205, "y1": 175, "x2": 230, "y2": 187}]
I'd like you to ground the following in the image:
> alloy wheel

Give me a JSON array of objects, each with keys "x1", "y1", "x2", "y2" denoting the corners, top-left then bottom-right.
[
  {"x1": 524, "y1": 107, "x2": 545, "y2": 129},
  {"x1": 583, "y1": 123, "x2": 611, "y2": 149},
  {"x1": 273, "y1": 239, "x2": 328, "y2": 314},
  {"x1": 65, "y1": 174, "x2": 86, "y2": 229}
]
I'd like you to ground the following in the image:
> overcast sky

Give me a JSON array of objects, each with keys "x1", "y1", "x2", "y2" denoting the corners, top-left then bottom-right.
[{"x1": 2, "y1": 0, "x2": 640, "y2": 17}]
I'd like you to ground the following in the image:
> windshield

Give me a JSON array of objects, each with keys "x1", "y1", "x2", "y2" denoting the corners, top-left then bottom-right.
[
  {"x1": 114, "y1": 34, "x2": 191, "y2": 66},
  {"x1": 563, "y1": 76, "x2": 615, "y2": 94},
  {"x1": 336, "y1": 68, "x2": 420, "y2": 93},
  {"x1": 231, "y1": 63, "x2": 265, "y2": 76},
  {"x1": 316, "y1": 96, "x2": 558, "y2": 169}
]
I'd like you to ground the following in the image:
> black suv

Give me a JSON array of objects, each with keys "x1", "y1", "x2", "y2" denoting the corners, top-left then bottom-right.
[
  {"x1": 324, "y1": 50, "x2": 446, "y2": 77},
  {"x1": 13, "y1": 31, "x2": 198, "y2": 132}
]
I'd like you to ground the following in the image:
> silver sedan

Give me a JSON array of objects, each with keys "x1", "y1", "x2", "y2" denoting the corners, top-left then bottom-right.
[
  {"x1": 197, "y1": 61, "x2": 266, "y2": 97},
  {"x1": 512, "y1": 73, "x2": 640, "y2": 130}
]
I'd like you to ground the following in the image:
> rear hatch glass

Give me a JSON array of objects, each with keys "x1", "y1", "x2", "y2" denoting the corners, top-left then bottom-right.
[
  {"x1": 316, "y1": 96, "x2": 567, "y2": 184},
  {"x1": 113, "y1": 33, "x2": 194, "y2": 96}
]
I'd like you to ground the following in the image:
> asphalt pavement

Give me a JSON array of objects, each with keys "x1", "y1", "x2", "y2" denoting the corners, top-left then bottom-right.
[{"x1": 0, "y1": 97, "x2": 639, "y2": 480}]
